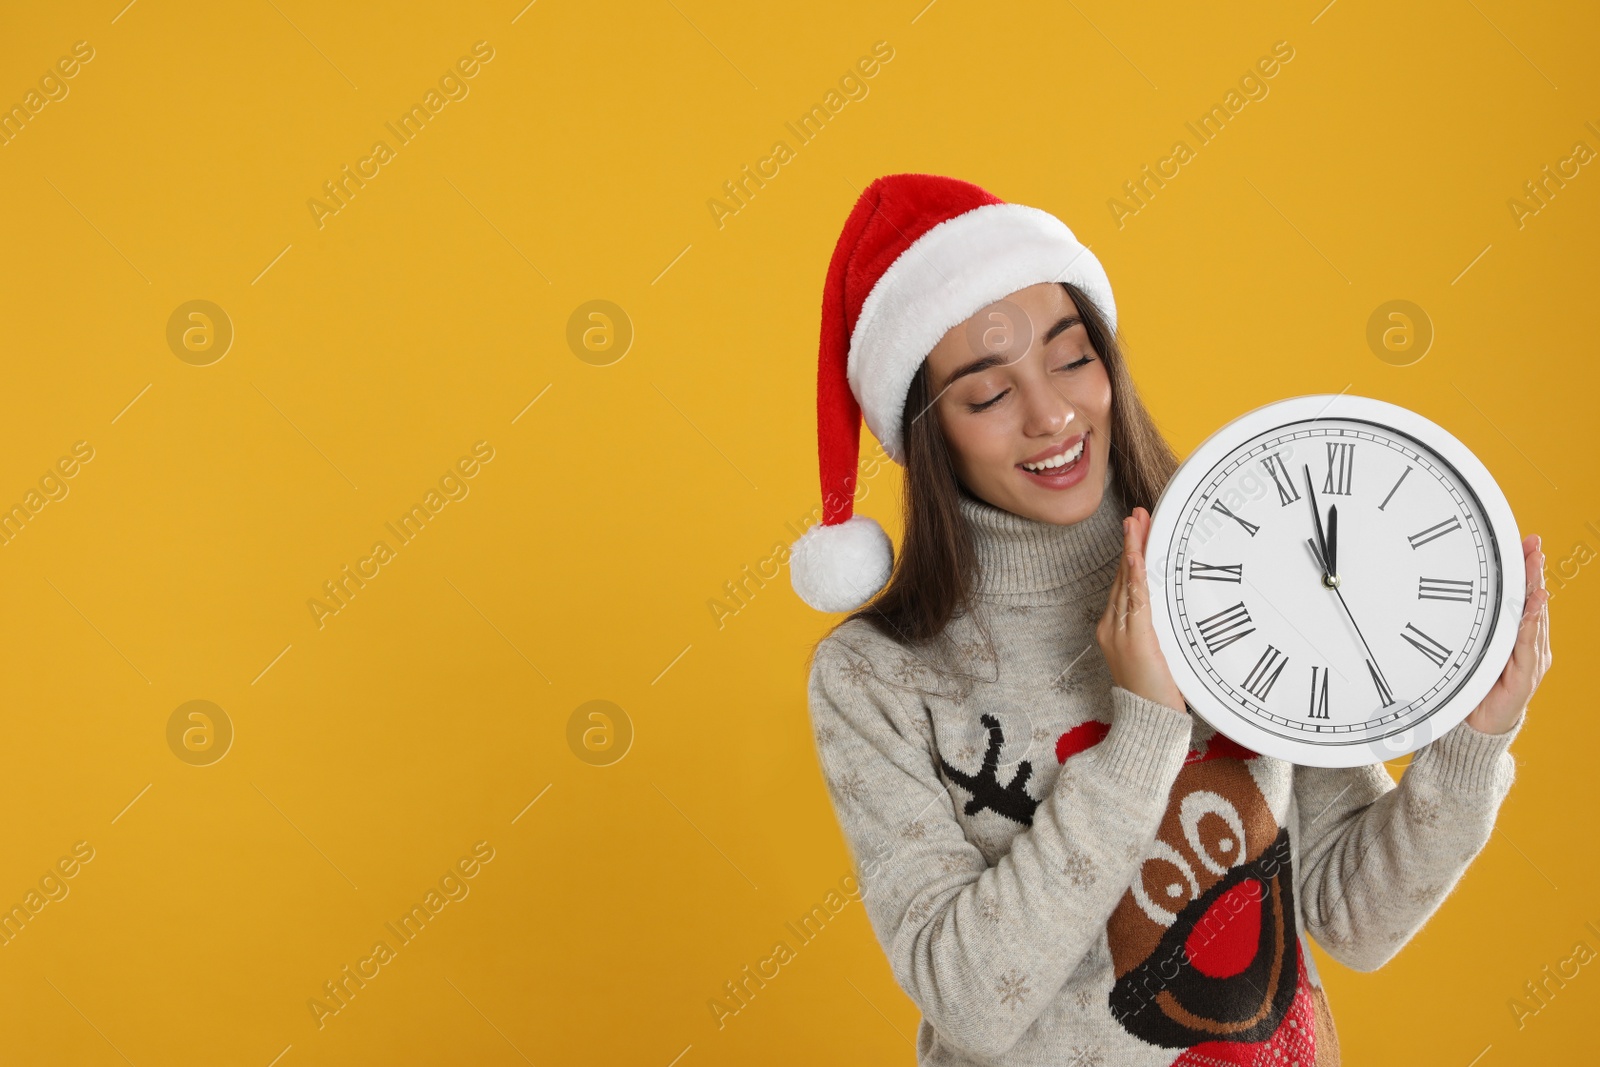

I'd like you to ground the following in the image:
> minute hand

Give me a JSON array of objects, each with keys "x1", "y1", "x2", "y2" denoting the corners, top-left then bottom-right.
[
  {"x1": 1305, "y1": 537, "x2": 1394, "y2": 706},
  {"x1": 1330, "y1": 583, "x2": 1392, "y2": 699},
  {"x1": 1302, "y1": 466, "x2": 1334, "y2": 583},
  {"x1": 1329, "y1": 586, "x2": 1376, "y2": 662}
]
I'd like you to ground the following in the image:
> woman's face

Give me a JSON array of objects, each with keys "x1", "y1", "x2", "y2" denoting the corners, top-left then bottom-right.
[{"x1": 923, "y1": 282, "x2": 1114, "y2": 526}]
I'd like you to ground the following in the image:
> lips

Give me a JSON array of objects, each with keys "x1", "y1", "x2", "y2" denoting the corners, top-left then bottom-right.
[{"x1": 1017, "y1": 432, "x2": 1091, "y2": 489}]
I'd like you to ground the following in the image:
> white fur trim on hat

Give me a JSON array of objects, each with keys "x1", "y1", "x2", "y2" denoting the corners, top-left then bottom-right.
[
  {"x1": 847, "y1": 202, "x2": 1115, "y2": 465},
  {"x1": 788, "y1": 513, "x2": 893, "y2": 613}
]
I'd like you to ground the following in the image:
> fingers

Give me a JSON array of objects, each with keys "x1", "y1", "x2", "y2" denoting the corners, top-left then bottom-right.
[
  {"x1": 1537, "y1": 586, "x2": 1551, "y2": 677},
  {"x1": 1097, "y1": 509, "x2": 1187, "y2": 713},
  {"x1": 1102, "y1": 510, "x2": 1157, "y2": 638},
  {"x1": 1130, "y1": 507, "x2": 1153, "y2": 562},
  {"x1": 1126, "y1": 510, "x2": 1149, "y2": 619},
  {"x1": 1534, "y1": 588, "x2": 1551, "y2": 678},
  {"x1": 1512, "y1": 535, "x2": 1547, "y2": 673},
  {"x1": 1115, "y1": 516, "x2": 1135, "y2": 631},
  {"x1": 1495, "y1": 536, "x2": 1550, "y2": 711},
  {"x1": 1100, "y1": 517, "x2": 1131, "y2": 640},
  {"x1": 1522, "y1": 533, "x2": 1541, "y2": 595},
  {"x1": 1529, "y1": 533, "x2": 1551, "y2": 684},
  {"x1": 1510, "y1": 588, "x2": 1540, "y2": 676}
]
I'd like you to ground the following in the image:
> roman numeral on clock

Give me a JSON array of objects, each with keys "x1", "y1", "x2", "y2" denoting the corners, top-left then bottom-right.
[
  {"x1": 1210, "y1": 500, "x2": 1259, "y2": 537},
  {"x1": 1366, "y1": 658, "x2": 1395, "y2": 707},
  {"x1": 1189, "y1": 561, "x2": 1243, "y2": 583},
  {"x1": 1262, "y1": 451, "x2": 1300, "y2": 506},
  {"x1": 1196, "y1": 602, "x2": 1255, "y2": 656},
  {"x1": 1378, "y1": 465, "x2": 1412, "y2": 511},
  {"x1": 1401, "y1": 622, "x2": 1453, "y2": 668},
  {"x1": 1323, "y1": 442, "x2": 1354, "y2": 495},
  {"x1": 1242, "y1": 645, "x2": 1288, "y2": 700},
  {"x1": 1407, "y1": 517, "x2": 1462, "y2": 549},
  {"x1": 1308, "y1": 665, "x2": 1331, "y2": 719},
  {"x1": 1418, "y1": 577, "x2": 1474, "y2": 602}
]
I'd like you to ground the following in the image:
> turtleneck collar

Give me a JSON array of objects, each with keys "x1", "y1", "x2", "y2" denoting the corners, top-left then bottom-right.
[{"x1": 957, "y1": 464, "x2": 1129, "y2": 603}]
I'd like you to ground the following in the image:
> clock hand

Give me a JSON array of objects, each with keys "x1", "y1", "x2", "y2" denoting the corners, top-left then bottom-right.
[
  {"x1": 1330, "y1": 581, "x2": 1394, "y2": 702},
  {"x1": 1302, "y1": 466, "x2": 1336, "y2": 587},
  {"x1": 1330, "y1": 585, "x2": 1378, "y2": 669},
  {"x1": 1305, "y1": 537, "x2": 1327, "y2": 574},
  {"x1": 1307, "y1": 535, "x2": 1393, "y2": 700},
  {"x1": 1326, "y1": 504, "x2": 1338, "y2": 578}
]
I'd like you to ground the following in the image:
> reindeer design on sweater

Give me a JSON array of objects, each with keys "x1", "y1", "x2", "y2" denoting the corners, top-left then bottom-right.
[{"x1": 1056, "y1": 719, "x2": 1321, "y2": 1065}]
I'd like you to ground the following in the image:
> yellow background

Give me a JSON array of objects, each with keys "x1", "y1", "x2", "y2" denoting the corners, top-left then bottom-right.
[{"x1": 0, "y1": 0, "x2": 1594, "y2": 1063}]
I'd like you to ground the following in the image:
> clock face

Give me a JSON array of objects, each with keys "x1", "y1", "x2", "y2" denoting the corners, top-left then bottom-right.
[{"x1": 1147, "y1": 396, "x2": 1523, "y2": 767}]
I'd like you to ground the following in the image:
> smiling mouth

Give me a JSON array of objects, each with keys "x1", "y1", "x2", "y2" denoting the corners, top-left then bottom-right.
[{"x1": 1018, "y1": 432, "x2": 1089, "y2": 481}]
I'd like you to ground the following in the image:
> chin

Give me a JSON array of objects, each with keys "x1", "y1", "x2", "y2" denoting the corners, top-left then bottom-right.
[
  {"x1": 1003, "y1": 467, "x2": 1106, "y2": 526},
  {"x1": 1037, "y1": 480, "x2": 1104, "y2": 525}
]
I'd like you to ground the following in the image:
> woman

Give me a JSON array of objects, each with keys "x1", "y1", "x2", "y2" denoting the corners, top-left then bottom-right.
[{"x1": 791, "y1": 174, "x2": 1551, "y2": 1066}]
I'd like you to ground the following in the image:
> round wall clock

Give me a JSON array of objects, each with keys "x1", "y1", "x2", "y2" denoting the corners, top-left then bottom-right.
[{"x1": 1145, "y1": 394, "x2": 1523, "y2": 768}]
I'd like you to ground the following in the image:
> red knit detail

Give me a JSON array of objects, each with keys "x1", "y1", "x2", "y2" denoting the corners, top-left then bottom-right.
[
  {"x1": 1056, "y1": 718, "x2": 1260, "y2": 767},
  {"x1": 1056, "y1": 719, "x2": 1111, "y2": 762},
  {"x1": 1185, "y1": 734, "x2": 1261, "y2": 764},
  {"x1": 1185, "y1": 881, "x2": 1263, "y2": 979}
]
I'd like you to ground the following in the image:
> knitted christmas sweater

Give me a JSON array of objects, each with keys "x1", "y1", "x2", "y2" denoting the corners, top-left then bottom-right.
[{"x1": 806, "y1": 473, "x2": 1525, "y2": 1066}]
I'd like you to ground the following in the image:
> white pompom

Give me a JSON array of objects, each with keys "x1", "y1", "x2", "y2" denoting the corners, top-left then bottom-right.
[{"x1": 789, "y1": 514, "x2": 894, "y2": 613}]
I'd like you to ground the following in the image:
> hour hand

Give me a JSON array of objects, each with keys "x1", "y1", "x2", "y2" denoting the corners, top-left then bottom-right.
[
  {"x1": 1326, "y1": 504, "x2": 1338, "y2": 578},
  {"x1": 1302, "y1": 466, "x2": 1332, "y2": 581}
]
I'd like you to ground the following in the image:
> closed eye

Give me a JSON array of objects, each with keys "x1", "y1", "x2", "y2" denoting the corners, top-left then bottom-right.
[
  {"x1": 968, "y1": 390, "x2": 1008, "y2": 413},
  {"x1": 966, "y1": 355, "x2": 1095, "y2": 413}
]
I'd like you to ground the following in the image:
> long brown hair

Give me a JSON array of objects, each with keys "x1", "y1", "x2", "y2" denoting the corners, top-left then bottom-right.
[{"x1": 814, "y1": 281, "x2": 1178, "y2": 656}]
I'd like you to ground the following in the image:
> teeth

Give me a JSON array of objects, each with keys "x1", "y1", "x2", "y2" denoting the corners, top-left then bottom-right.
[{"x1": 1022, "y1": 439, "x2": 1085, "y2": 472}]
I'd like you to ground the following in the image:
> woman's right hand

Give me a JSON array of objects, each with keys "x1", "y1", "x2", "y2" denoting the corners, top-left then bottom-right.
[{"x1": 1097, "y1": 506, "x2": 1188, "y2": 715}]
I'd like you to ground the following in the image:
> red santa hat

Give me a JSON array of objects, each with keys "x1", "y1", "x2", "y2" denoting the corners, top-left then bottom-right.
[{"x1": 790, "y1": 173, "x2": 1117, "y2": 613}]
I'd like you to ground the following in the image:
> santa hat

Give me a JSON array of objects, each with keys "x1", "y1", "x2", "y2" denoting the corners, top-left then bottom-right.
[{"x1": 790, "y1": 173, "x2": 1117, "y2": 613}]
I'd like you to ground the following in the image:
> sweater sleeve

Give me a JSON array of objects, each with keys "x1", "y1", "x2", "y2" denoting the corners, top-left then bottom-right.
[
  {"x1": 1293, "y1": 705, "x2": 1525, "y2": 972},
  {"x1": 807, "y1": 638, "x2": 1194, "y2": 1059}
]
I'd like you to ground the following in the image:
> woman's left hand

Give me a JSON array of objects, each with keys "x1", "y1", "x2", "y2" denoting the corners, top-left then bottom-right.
[
  {"x1": 1097, "y1": 506, "x2": 1188, "y2": 715},
  {"x1": 1464, "y1": 533, "x2": 1552, "y2": 736}
]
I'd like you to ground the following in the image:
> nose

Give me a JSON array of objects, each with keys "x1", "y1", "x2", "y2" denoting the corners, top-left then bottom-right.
[
  {"x1": 1019, "y1": 370, "x2": 1076, "y2": 438},
  {"x1": 1184, "y1": 878, "x2": 1263, "y2": 978}
]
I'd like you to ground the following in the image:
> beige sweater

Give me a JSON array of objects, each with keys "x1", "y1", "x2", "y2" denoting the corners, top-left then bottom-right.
[{"x1": 806, "y1": 473, "x2": 1524, "y2": 1066}]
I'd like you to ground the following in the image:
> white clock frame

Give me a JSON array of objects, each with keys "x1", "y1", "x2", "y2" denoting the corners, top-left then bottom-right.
[{"x1": 1145, "y1": 394, "x2": 1524, "y2": 768}]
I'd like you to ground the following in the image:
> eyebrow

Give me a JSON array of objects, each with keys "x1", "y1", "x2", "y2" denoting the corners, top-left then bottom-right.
[
  {"x1": 1044, "y1": 314, "x2": 1083, "y2": 344},
  {"x1": 939, "y1": 315, "x2": 1084, "y2": 391}
]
